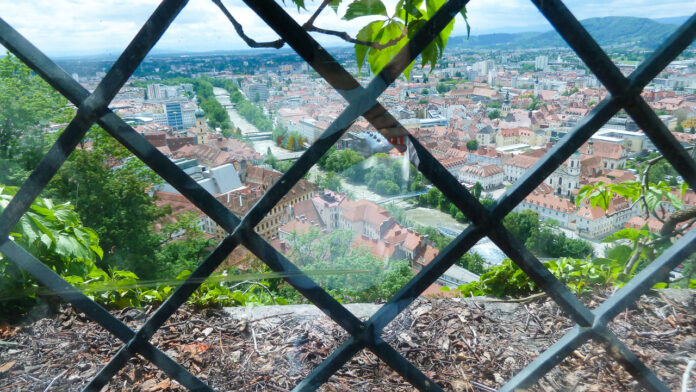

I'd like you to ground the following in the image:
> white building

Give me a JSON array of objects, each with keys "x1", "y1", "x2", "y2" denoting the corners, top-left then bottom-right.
[
  {"x1": 514, "y1": 190, "x2": 577, "y2": 228},
  {"x1": 458, "y1": 164, "x2": 504, "y2": 190},
  {"x1": 503, "y1": 154, "x2": 539, "y2": 182},
  {"x1": 545, "y1": 152, "x2": 581, "y2": 197},
  {"x1": 535, "y1": 55, "x2": 549, "y2": 71},
  {"x1": 575, "y1": 199, "x2": 640, "y2": 239}
]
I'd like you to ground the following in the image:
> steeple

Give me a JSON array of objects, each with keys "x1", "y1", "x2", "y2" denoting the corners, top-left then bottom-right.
[
  {"x1": 502, "y1": 91, "x2": 511, "y2": 115},
  {"x1": 568, "y1": 151, "x2": 580, "y2": 176}
]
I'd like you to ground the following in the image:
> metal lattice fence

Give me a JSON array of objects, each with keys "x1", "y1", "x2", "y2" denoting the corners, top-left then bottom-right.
[{"x1": 0, "y1": 0, "x2": 695, "y2": 390}]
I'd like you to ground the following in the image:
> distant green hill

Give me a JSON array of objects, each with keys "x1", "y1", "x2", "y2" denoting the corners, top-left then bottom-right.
[{"x1": 450, "y1": 16, "x2": 680, "y2": 49}]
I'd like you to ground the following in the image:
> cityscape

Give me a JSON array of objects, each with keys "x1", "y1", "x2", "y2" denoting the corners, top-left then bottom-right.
[
  {"x1": 1, "y1": 7, "x2": 696, "y2": 390},
  {"x1": 43, "y1": 15, "x2": 696, "y2": 294}
]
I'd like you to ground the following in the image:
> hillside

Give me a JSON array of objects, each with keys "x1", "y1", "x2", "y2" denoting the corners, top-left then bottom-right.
[{"x1": 450, "y1": 16, "x2": 681, "y2": 49}]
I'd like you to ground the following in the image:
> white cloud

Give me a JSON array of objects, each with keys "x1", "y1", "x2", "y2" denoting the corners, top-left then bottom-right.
[{"x1": 0, "y1": 0, "x2": 692, "y2": 57}]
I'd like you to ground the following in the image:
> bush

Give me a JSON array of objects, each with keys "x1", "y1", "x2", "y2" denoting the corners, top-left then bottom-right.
[{"x1": 452, "y1": 257, "x2": 630, "y2": 298}]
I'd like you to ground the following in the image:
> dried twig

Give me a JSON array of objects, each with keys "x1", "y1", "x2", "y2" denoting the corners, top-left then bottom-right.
[
  {"x1": 218, "y1": 329, "x2": 226, "y2": 356},
  {"x1": 251, "y1": 326, "x2": 258, "y2": 353},
  {"x1": 470, "y1": 380, "x2": 497, "y2": 392},
  {"x1": 479, "y1": 292, "x2": 547, "y2": 303},
  {"x1": 43, "y1": 369, "x2": 67, "y2": 392},
  {"x1": 682, "y1": 359, "x2": 696, "y2": 392},
  {"x1": 635, "y1": 326, "x2": 680, "y2": 337}
]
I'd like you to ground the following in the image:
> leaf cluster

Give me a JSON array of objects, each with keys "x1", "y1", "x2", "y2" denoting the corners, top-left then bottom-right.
[
  {"x1": 282, "y1": 227, "x2": 413, "y2": 302},
  {"x1": 342, "y1": 0, "x2": 468, "y2": 79},
  {"x1": 451, "y1": 256, "x2": 632, "y2": 298}
]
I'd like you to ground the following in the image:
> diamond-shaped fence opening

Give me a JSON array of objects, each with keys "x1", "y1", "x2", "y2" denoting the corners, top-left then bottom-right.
[{"x1": 0, "y1": 0, "x2": 695, "y2": 390}]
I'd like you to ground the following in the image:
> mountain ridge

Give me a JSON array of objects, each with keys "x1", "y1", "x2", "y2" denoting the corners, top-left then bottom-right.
[{"x1": 449, "y1": 16, "x2": 683, "y2": 49}]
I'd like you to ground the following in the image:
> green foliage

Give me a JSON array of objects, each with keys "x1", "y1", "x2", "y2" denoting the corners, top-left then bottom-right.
[
  {"x1": 282, "y1": 227, "x2": 413, "y2": 302},
  {"x1": 526, "y1": 227, "x2": 593, "y2": 259},
  {"x1": 0, "y1": 186, "x2": 292, "y2": 319},
  {"x1": 344, "y1": 0, "x2": 469, "y2": 79},
  {"x1": 156, "y1": 213, "x2": 216, "y2": 278},
  {"x1": 562, "y1": 87, "x2": 579, "y2": 96},
  {"x1": 502, "y1": 210, "x2": 593, "y2": 259},
  {"x1": 455, "y1": 257, "x2": 628, "y2": 298},
  {"x1": 418, "y1": 187, "x2": 465, "y2": 223},
  {"x1": 577, "y1": 180, "x2": 682, "y2": 216},
  {"x1": 0, "y1": 54, "x2": 72, "y2": 185},
  {"x1": 46, "y1": 127, "x2": 166, "y2": 279},
  {"x1": 456, "y1": 252, "x2": 486, "y2": 274},
  {"x1": 178, "y1": 270, "x2": 285, "y2": 308},
  {"x1": 383, "y1": 202, "x2": 414, "y2": 227},
  {"x1": 527, "y1": 96, "x2": 544, "y2": 111},
  {"x1": 318, "y1": 171, "x2": 344, "y2": 192},
  {"x1": 472, "y1": 182, "x2": 482, "y2": 199},
  {"x1": 487, "y1": 110, "x2": 501, "y2": 120},
  {"x1": 436, "y1": 82, "x2": 450, "y2": 94},
  {"x1": 211, "y1": 79, "x2": 276, "y2": 134},
  {"x1": 265, "y1": 152, "x2": 295, "y2": 173},
  {"x1": 321, "y1": 150, "x2": 424, "y2": 196},
  {"x1": 502, "y1": 210, "x2": 540, "y2": 244},
  {"x1": 519, "y1": 63, "x2": 535, "y2": 73},
  {"x1": 0, "y1": 186, "x2": 109, "y2": 320},
  {"x1": 272, "y1": 125, "x2": 288, "y2": 148}
]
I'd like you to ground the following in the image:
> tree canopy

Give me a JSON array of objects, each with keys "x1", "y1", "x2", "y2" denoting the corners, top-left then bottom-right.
[{"x1": 0, "y1": 54, "x2": 72, "y2": 185}]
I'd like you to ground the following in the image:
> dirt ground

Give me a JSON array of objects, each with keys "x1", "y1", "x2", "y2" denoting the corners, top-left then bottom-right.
[{"x1": 1, "y1": 289, "x2": 694, "y2": 391}]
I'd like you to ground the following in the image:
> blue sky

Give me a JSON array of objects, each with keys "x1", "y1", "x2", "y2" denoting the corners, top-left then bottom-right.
[{"x1": 0, "y1": 0, "x2": 692, "y2": 57}]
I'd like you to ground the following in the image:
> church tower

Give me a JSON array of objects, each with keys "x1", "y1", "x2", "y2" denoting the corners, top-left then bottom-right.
[
  {"x1": 502, "y1": 91, "x2": 511, "y2": 115},
  {"x1": 568, "y1": 151, "x2": 580, "y2": 176}
]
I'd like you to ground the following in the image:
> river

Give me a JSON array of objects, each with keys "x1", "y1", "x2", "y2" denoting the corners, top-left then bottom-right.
[{"x1": 212, "y1": 87, "x2": 292, "y2": 157}]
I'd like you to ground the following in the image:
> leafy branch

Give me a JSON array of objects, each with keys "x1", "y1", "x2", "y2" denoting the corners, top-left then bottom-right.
[
  {"x1": 577, "y1": 149, "x2": 696, "y2": 278},
  {"x1": 211, "y1": 0, "x2": 469, "y2": 78}
]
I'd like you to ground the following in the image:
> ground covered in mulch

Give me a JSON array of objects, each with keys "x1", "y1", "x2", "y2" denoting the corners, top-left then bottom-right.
[{"x1": 1, "y1": 289, "x2": 695, "y2": 391}]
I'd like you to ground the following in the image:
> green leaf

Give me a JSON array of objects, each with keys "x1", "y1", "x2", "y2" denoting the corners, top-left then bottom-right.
[
  {"x1": 436, "y1": 18, "x2": 454, "y2": 54},
  {"x1": 16, "y1": 216, "x2": 38, "y2": 244},
  {"x1": 29, "y1": 215, "x2": 55, "y2": 246},
  {"x1": 54, "y1": 235, "x2": 82, "y2": 260},
  {"x1": 576, "y1": 184, "x2": 599, "y2": 207},
  {"x1": 680, "y1": 182, "x2": 689, "y2": 195},
  {"x1": 290, "y1": 0, "x2": 306, "y2": 11},
  {"x1": 425, "y1": 0, "x2": 444, "y2": 17},
  {"x1": 664, "y1": 191, "x2": 683, "y2": 210},
  {"x1": 90, "y1": 245, "x2": 104, "y2": 260},
  {"x1": 328, "y1": 0, "x2": 341, "y2": 13},
  {"x1": 602, "y1": 228, "x2": 649, "y2": 243},
  {"x1": 343, "y1": 0, "x2": 387, "y2": 20},
  {"x1": 395, "y1": 0, "x2": 424, "y2": 19},
  {"x1": 459, "y1": 7, "x2": 470, "y2": 38},
  {"x1": 367, "y1": 20, "x2": 407, "y2": 76},
  {"x1": 355, "y1": 20, "x2": 385, "y2": 73},
  {"x1": 645, "y1": 188, "x2": 662, "y2": 212},
  {"x1": 610, "y1": 182, "x2": 641, "y2": 203}
]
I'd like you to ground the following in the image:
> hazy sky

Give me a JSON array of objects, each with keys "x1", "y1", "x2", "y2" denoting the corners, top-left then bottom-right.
[{"x1": 0, "y1": 0, "x2": 692, "y2": 57}]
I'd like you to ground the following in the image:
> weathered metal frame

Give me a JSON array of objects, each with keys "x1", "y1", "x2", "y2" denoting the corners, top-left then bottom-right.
[{"x1": 0, "y1": 0, "x2": 694, "y2": 390}]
